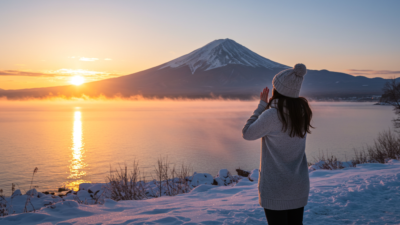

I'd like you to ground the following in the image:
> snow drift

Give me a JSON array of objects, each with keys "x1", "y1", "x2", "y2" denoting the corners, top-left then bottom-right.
[{"x1": 1, "y1": 161, "x2": 400, "y2": 224}]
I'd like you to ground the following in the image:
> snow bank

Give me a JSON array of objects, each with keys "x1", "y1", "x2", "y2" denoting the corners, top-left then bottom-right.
[
  {"x1": 308, "y1": 160, "x2": 354, "y2": 172},
  {"x1": 1, "y1": 161, "x2": 399, "y2": 224}
]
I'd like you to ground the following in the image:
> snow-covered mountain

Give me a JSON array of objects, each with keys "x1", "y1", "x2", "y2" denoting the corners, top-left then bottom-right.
[
  {"x1": 160, "y1": 39, "x2": 289, "y2": 74},
  {"x1": 0, "y1": 39, "x2": 389, "y2": 99}
]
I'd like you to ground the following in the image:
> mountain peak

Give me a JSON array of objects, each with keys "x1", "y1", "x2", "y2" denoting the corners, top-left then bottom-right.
[{"x1": 160, "y1": 39, "x2": 289, "y2": 74}]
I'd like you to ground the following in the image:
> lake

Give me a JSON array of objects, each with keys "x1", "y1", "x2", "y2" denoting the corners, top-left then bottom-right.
[{"x1": 0, "y1": 100, "x2": 394, "y2": 195}]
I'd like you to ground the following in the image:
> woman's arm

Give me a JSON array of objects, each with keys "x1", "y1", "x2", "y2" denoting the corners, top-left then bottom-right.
[{"x1": 242, "y1": 87, "x2": 271, "y2": 140}]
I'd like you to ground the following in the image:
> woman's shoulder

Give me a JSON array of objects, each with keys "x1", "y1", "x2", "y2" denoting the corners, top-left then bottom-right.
[{"x1": 260, "y1": 107, "x2": 280, "y2": 121}]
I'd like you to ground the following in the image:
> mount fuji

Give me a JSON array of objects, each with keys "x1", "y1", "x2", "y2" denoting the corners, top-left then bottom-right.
[
  {"x1": 0, "y1": 39, "x2": 388, "y2": 99},
  {"x1": 159, "y1": 39, "x2": 289, "y2": 74}
]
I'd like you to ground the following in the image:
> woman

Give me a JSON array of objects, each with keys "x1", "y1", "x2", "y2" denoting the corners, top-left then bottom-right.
[{"x1": 242, "y1": 64, "x2": 313, "y2": 225}]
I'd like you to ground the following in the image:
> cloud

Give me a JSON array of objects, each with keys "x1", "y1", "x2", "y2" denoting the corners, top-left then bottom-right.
[
  {"x1": 104, "y1": 58, "x2": 112, "y2": 61},
  {"x1": 345, "y1": 69, "x2": 400, "y2": 78},
  {"x1": 79, "y1": 57, "x2": 99, "y2": 61},
  {"x1": 0, "y1": 69, "x2": 121, "y2": 80},
  {"x1": 0, "y1": 70, "x2": 57, "y2": 77}
]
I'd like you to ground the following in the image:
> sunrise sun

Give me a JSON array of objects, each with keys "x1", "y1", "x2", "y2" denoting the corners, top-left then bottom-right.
[{"x1": 70, "y1": 76, "x2": 85, "y2": 85}]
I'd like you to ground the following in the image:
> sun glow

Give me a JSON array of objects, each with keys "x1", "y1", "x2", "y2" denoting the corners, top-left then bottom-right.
[
  {"x1": 70, "y1": 76, "x2": 85, "y2": 85},
  {"x1": 66, "y1": 109, "x2": 89, "y2": 190}
]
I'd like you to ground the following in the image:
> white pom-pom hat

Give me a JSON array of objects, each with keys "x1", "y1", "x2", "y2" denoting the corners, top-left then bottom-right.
[{"x1": 272, "y1": 63, "x2": 307, "y2": 98}]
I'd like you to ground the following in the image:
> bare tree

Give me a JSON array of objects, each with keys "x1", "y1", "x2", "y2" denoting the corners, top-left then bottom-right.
[{"x1": 381, "y1": 78, "x2": 400, "y2": 129}]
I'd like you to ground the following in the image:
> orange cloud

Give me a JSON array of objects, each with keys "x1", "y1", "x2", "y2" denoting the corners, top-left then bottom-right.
[
  {"x1": 0, "y1": 70, "x2": 57, "y2": 77},
  {"x1": 0, "y1": 69, "x2": 121, "y2": 80}
]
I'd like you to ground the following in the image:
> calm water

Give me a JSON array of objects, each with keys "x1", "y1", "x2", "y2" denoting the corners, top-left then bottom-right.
[{"x1": 0, "y1": 100, "x2": 394, "y2": 195}]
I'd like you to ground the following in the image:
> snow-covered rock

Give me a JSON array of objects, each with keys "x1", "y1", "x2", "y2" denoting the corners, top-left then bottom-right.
[
  {"x1": 11, "y1": 189, "x2": 22, "y2": 198},
  {"x1": 37, "y1": 192, "x2": 46, "y2": 198},
  {"x1": 249, "y1": 169, "x2": 259, "y2": 181},
  {"x1": 76, "y1": 190, "x2": 92, "y2": 200},
  {"x1": 78, "y1": 183, "x2": 92, "y2": 191},
  {"x1": 214, "y1": 177, "x2": 224, "y2": 186},
  {"x1": 87, "y1": 184, "x2": 103, "y2": 194},
  {"x1": 66, "y1": 190, "x2": 77, "y2": 196},
  {"x1": 218, "y1": 169, "x2": 229, "y2": 178},
  {"x1": 25, "y1": 189, "x2": 37, "y2": 197},
  {"x1": 54, "y1": 200, "x2": 79, "y2": 209},
  {"x1": 215, "y1": 169, "x2": 235, "y2": 185},
  {"x1": 190, "y1": 173, "x2": 214, "y2": 187}
]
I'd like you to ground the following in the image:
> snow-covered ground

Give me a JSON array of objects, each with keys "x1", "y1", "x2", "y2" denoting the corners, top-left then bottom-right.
[{"x1": 1, "y1": 160, "x2": 400, "y2": 225}]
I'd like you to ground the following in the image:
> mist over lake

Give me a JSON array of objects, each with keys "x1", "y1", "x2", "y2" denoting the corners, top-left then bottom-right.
[{"x1": 0, "y1": 100, "x2": 394, "y2": 195}]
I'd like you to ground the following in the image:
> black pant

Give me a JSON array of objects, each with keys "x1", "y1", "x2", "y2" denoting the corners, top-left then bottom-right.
[{"x1": 264, "y1": 207, "x2": 304, "y2": 225}]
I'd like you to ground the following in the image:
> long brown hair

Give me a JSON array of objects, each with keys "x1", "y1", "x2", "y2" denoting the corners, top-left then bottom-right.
[{"x1": 267, "y1": 89, "x2": 314, "y2": 138}]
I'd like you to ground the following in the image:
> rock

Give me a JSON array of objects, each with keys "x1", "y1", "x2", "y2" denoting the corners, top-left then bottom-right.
[
  {"x1": 12, "y1": 189, "x2": 22, "y2": 197},
  {"x1": 58, "y1": 187, "x2": 68, "y2": 192},
  {"x1": 190, "y1": 173, "x2": 214, "y2": 187},
  {"x1": 26, "y1": 188, "x2": 38, "y2": 197},
  {"x1": 37, "y1": 192, "x2": 46, "y2": 198},
  {"x1": 236, "y1": 168, "x2": 251, "y2": 177}
]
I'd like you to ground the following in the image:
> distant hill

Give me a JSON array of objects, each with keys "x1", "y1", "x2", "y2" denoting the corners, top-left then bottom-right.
[{"x1": 0, "y1": 39, "x2": 388, "y2": 99}]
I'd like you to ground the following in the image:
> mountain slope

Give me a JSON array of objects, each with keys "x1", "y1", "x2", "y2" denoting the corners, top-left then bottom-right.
[{"x1": 160, "y1": 39, "x2": 289, "y2": 74}]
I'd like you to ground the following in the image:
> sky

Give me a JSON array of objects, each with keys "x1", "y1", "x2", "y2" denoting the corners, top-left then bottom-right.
[{"x1": 0, "y1": 0, "x2": 399, "y2": 90}]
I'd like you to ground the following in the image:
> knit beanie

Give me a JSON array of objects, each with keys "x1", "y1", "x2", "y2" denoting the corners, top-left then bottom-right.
[{"x1": 272, "y1": 63, "x2": 307, "y2": 98}]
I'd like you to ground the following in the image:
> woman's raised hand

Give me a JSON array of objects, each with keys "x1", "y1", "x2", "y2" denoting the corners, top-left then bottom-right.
[{"x1": 260, "y1": 87, "x2": 269, "y2": 103}]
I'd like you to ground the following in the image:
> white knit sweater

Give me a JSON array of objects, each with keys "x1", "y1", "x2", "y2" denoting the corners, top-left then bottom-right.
[{"x1": 242, "y1": 100, "x2": 310, "y2": 210}]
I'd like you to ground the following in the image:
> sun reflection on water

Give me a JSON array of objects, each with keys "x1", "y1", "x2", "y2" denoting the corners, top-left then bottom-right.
[{"x1": 66, "y1": 109, "x2": 89, "y2": 190}]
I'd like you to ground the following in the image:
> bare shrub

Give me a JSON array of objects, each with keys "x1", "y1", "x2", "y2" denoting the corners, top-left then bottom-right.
[
  {"x1": 154, "y1": 157, "x2": 167, "y2": 197},
  {"x1": 106, "y1": 161, "x2": 148, "y2": 201},
  {"x1": 24, "y1": 167, "x2": 38, "y2": 213},
  {"x1": 313, "y1": 153, "x2": 344, "y2": 170},
  {"x1": 350, "y1": 130, "x2": 400, "y2": 166},
  {"x1": 366, "y1": 130, "x2": 400, "y2": 163},
  {"x1": 381, "y1": 78, "x2": 400, "y2": 130},
  {"x1": 0, "y1": 189, "x2": 9, "y2": 217},
  {"x1": 351, "y1": 148, "x2": 368, "y2": 166},
  {"x1": 153, "y1": 156, "x2": 192, "y2": 197}
]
